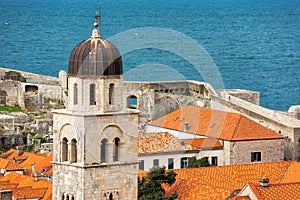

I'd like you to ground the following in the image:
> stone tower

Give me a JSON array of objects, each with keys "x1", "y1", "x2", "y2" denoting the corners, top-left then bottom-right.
[{"x1": 52, "y1": 14, "x2": 139, "y2": 200}]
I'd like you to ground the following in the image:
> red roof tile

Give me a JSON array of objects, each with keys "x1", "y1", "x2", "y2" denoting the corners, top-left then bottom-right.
[
  {"x1": 183, "y1": 138, "x2": 223, "y2": 149},
  {"x1": 150, "y1": 105, "x2": 283, "y2": 141},
  {"x1": 139, "y1": 161, "x2": 300, "y2": 200},
  {"x1": 247, "y1": 182, "x2": 300, "y2": 200},
  {"x1": 0, "y1": 158, "x2": 23, "y2": 171}
]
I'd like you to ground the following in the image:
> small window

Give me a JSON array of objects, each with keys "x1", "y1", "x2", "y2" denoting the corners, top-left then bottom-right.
[
  {"x1": 211, "y1": 156, "x2": 218, "y2": 166},
  {"x1": 61, "y1": 138, "x2": 68, "y2": 162},
  {"x1": 109, "y1": 83, "x2": 114, "y2": 105},
  {"x1": 73, "y1": 83, "x2": 78, "y2": 105},
  {"x1": 168, "y1": 158, "x2": 174, "y2": 169},
  {"x1": 251, "y1": 152, "x2": 261, "y2": 162},
  {"x1": 70, "y1": 139, "x2": 77, "y2": 163},
  {"x1": 101, "y1": 139, "x2": 108, "y2": 163},
  {"x1": 90, "y1": 83, "x2": 96, "y2": 105},
  {"x1": 128, "y1": 95, "x2": 137, "y2": 109},
  {"x1": 139, "y1": 160, "x2": 144, "y2": 170},
  {"x1": 180, "y1": 157, "x2": 188, "y2": 168},
  {"x1": 153, "y1": 159, "x2": 159, "y2": 167},
  {"x1": 113, "y1": 138, "x2": 120, "y2": 162}
]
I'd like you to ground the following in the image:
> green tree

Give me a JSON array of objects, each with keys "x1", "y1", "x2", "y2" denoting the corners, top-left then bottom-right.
[
  {"x1": 138, "y1": 166, "x2": 178, "y2": 200},
  {"x1": 188, "y1": 156, "x2": 210, "y2": 168}
]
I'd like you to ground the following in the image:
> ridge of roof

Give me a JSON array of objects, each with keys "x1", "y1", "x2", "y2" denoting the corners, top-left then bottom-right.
[{"x1": 230, "y1": 115, "x2": 242, "y2": 140}]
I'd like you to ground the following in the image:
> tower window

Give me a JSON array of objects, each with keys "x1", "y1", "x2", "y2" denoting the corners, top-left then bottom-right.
[
  {"x1": 90, "y1": 83, "x2": 96, "y2": 105},
  {"x1": 113, "y1": 137, "x2": 120, "y2": 162},
  {"x1": 109, "y1": 83, "x2": 114, "y2": 105},
  {"x1": 101, "y1": 138, "x2": 108, "y2": 163},
  {"x1": 61, "y1": 137, "x2": 68, "y2": 162},
  {"x1": 73, "y1": 83, "x2": 78, "y2": 105},
  {"x1": 70, "y1": 139, "x2": 77, "y2": 163},
  {"x1": 127, "y1": 95, "x2": 137, "y2": 109}
]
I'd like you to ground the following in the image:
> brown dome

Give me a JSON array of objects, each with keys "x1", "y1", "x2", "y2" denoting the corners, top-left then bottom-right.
[{"x1": 68, "y1": 35, "x2": 122, "y2": 77}]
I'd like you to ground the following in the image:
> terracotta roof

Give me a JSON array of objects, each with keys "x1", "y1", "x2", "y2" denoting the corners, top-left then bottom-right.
[
  {"x1": 232, "y1": 196, "x2": 250, "y2": 200},
  {"x1": 149, "y1": 105, "x2": 283, "y2": 141},
  {"x1": 18, "y1": 152, "x2": 48, "y2": 171},
  {"x1": 138, "y1": 132, "x2": 192, "y2": 153},
  {"x1": 0, "y1": 158, "x2": 23, "y2": 171},
  {"x1": 14, "y1": 187, "x2": 47, "y2": 199},
  {"x1": 245, "y1": 182, "x2": 300, "y2": 200},
  {"x1": 0, "y1": 172, "x2": 52, "y2": 199},
  {"x1": 35, "y1": 154, "x2": 53, "y2": 174},
  {"x1": 139, "y1": 161, "x2": 300, "y2": 200},
  {"x1": 183, "y1": 138, "x2": 223, "y2": 149}
]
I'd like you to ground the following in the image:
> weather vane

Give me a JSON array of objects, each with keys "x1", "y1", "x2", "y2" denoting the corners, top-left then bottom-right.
[{"x1": 94, "y1": 3, "x2": 102, "y2": 34}]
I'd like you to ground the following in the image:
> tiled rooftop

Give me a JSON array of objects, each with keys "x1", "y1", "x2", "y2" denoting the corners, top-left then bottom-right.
[
  {"x1": 149, "y1": 105, "x2": 283, "y2": 141},
  {"x1": 0, "y1": 172, "x2": 52, "y2": 200},
  {"x1": 183, "y1": 138, "x2": 223, "y2": 149},
  {"x1": 138, "y1": 132, "x2": 192, "y2": 153},
  {"x1": 246, "y1": 182, "x2": 300, "y2": 200},
  {"x1": 0, "y1": 158, "x2": 23, "y2": 171},
  {"x1": 139, "y1": 161, "x2": 300, "y2": 200}
]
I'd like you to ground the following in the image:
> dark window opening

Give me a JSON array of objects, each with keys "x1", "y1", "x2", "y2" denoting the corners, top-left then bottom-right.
[
  {"x1": 109, "y1": 83, "x2": 114, "y2": 105},
  {"x1": 139, "y1": 160, "x2": 144, "y2": 170},
  {"x1": 109, "y1": 193, "x2": 113, "y2": 200},
  {"x1": 153, "y1": 159, "x2": 159, "y2": 167},
  {"x1": 90, "y1": 83, "x2": 96, "y2": 105},
  {"x1": 113, "y1": 137, "x2": 120, "y2": 162},
  {"x1": 168, "y1": 158, "x2": 174, "y2": 169},
  {"x1": 180, "y1": 157, "x2": 188, "y2": 168},
  {"x1": 25, "y1": 85, "x2": 38, "y2": 93},
  {"x1": 101, "y1": 139, "x2": 108, "y2": 163},
  {"x1": 211, "y1": 157, "x2": 218, "y2": 166},
  {"x1": 62, "y1": 138, "x2": 68, "y2": 162},
  {"x1": 71, "y1": 139, "x2": 77, "y2": 163},
  {"x1": 251, "y1": 152, "x2": 261, "y2": 162}
]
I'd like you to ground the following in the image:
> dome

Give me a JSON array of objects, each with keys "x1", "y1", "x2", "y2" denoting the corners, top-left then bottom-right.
[{"x1": 68, "y1": 29, "x2": 122, "y2": 77}]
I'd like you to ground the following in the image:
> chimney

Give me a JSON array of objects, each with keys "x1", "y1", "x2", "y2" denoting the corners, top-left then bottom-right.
[
  {"x1": 16, "y1": 145, "x2": 24, "y2": 156},
  {"x1": 30, "y1": 162, "x2": 38, "y2": 181},
  {"x1": 184, "y1": 122, "x2": 189, "y2": 132},
  {"x1": 258, "y1": 177, "x2": 269, "y2": 187}
]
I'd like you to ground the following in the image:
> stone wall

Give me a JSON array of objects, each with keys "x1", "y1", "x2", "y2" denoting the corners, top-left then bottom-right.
[
  {"x1": 223, "y1": 139, "x2": 284, "y2": 165},
  {"x1": 212, "y1": 92, "x2": 300, "y2": 161},
  {"x1": 225, "y1": 89, "x2": 260, "y2": 105}
]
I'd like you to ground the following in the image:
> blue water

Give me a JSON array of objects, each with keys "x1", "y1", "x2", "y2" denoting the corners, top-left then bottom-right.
[{"x1": 0, "y1": 0, "x2": 299, "y2": 111}]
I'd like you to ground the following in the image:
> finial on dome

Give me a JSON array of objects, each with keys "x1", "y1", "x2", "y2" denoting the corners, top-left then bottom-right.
[{"x1": 92, "y1": 11, "x2": 101, "y2": 38}]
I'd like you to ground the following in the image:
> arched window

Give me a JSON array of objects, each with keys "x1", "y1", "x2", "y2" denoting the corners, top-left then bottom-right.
[
  {"x1": 70, "y1": 139, "x2": 77, "y2": 163},
  {"x1": 62, "y1": 137, "x2": 68, "y2": 162},
  {"x1": 127, "y1": 95, "x2": 137, "y2": 109},
  {"x1": 113, "y1": 138, "x2": 120, "y2": 162},
  {"x1": 73, "y1": 83, "x2": 78, "y2": 105},
  {"x1": 61, "y1": 193, "x2": 65, "y2": 200},
  {"x1": 109, "y1": 83, "x2": 114, "y2": 105},
  {"x1": 90, "y1": 83, "x2": 96, "y2": 105},
  {"x1": 101, "y1": 139, "x2": 108, "y2": 163},
  {"x1": 109, "y1": 193, "x2": 113, "y2": 200}
]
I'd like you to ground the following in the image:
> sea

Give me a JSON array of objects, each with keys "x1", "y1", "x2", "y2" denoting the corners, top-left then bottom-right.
[{"x1": 0, "y1": 0, "x2": 299, "y2": 111}]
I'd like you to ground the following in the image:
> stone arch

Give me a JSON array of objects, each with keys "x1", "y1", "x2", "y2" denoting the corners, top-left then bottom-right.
[
  {"x1": 70, "y1": 138, "x2": 77, "y2": 163},
  {"x1": 127, "y1": 95, "x2": 138, "y2": 109},
  {"x1": 109, "y1": 83, "x2": 115, "y2": 105},
  {"x1": 0, "y1": 90, "x2": 7, "y2": 105}
]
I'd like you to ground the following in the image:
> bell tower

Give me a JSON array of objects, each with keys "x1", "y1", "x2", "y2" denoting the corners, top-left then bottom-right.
[{"x1": 52, "y1": 12, "x2": 139, "y2": 200}]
